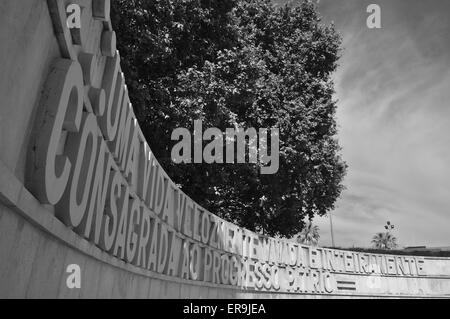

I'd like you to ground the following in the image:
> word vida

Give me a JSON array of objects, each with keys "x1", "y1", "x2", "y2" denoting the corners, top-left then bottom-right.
[{"x1": 171, "y1": 120, "x2": 279, "y2": 174}]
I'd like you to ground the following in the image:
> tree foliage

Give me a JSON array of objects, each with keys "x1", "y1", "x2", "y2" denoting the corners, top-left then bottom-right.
[
  {"x1": 111, "y1": 0, "x2": 347, "y2": 237},
  {"x1": 372, "y1": 232, "x2": 398, "y2": 250},
  {"x1": 297, "y1": 221, "x2": 320, "y2": 246}
]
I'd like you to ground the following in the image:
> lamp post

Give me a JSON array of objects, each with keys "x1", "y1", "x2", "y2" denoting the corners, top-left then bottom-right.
[
  {"x1": 384, "y1": 221, "x2": 394, "y2": 233},
  {"x1": 329, "y1": 212, "x2": 335, "y2": 247}
]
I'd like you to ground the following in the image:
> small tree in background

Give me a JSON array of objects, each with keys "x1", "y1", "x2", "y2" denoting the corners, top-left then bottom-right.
[
  {"x1": 297, "y1": 221, "x2": 320, "y2": 246},
  {"x1": 371, "y1": 232, "x2": 398, "y2": 250}
]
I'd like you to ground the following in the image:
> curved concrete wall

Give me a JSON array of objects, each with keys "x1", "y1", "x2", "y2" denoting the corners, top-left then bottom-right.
[{"x1": 0, "y1": 0, "x2": 449, "y2": 299}]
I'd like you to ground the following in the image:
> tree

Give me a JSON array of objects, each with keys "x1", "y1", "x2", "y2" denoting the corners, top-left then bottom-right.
[
  {"x1": 371, "y1": 232, "x2": 398, "y2": 250},
  {"x1": 111, "y1": 0, "x2": 347, "y2": 237},
  {"x1": 297, "y1": 221, "x2": 320, "y2": 246}
]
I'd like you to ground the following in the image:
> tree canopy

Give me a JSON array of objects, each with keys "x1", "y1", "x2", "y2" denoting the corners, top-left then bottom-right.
[{"x1": 111, "y1": 0, "x2": 347, "y2": 237}]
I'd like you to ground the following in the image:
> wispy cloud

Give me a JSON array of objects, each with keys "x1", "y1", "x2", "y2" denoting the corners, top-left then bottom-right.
[{"x1": 312, "y1": 0, "x2": 450, "y2": 248}]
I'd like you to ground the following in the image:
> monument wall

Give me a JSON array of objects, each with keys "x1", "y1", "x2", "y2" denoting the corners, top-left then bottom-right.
[{"x1": 0, "y1": 0, "x2": 449, "y2": 299}]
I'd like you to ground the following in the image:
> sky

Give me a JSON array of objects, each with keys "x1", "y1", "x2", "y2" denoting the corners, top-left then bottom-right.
[{"x1": 279, "y1": 0, "x2": 450, "y2": 248}]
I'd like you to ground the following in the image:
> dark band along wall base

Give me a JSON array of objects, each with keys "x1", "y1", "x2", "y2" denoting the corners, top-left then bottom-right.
[{"x1": 0, "y1": 0, "x2": 449, "y2": 299}]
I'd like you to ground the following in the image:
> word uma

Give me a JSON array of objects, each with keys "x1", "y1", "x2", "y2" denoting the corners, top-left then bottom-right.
[{"x1": 171, "y1": 120, "x2": 279, "y2": 174}]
